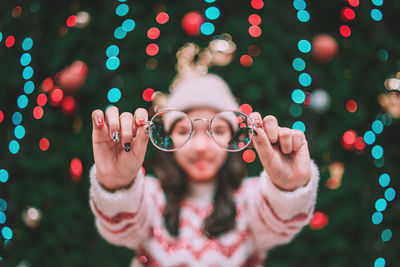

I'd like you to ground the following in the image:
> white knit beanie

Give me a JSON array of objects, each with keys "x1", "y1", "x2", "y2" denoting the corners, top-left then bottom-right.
[{"x1": 164, "y1": 74, "x2": 239, "y2": 111}]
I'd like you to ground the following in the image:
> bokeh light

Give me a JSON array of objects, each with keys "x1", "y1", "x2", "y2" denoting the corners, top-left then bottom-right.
[
  {"x1": 248, "y1": 14, "x2": 261, "y2": 25},
  {"x1": 342, "y1": 130, "x2": 357, "y2": 149},
  {"x1": 240, "y1": 55, "x2": 253, "y2": 67},
  {"x1": 33, "y1": 106, "x2": 44, "y2": 119},
  {"x1": 298, "y1": 40, "x2": 311, "y2": 53},
  {"x1": 17, "y1": 95, "x2": 29, "y2": 109},
  {"x1": 39, "y1": 138, "x2": 50, "y2": 151},
  {"x1": 61, "y1": 96, "x2": 77, "y2": 115},
  {"x1": 299, "y1": 73, "x2": 312, "y2": 86},
  {"x1": 372, "y1": 120, "x2": 383, "y2": 134},
  {"x1": 12, "y1": 112, "x2": 23, "y2": 125},
  {"x1": 146, "y1": 43, "x2": 159, "y2": 56},
  {"x1": 156, "y1": 12, "x2": 169, "y2": 24},
  {"x1": 375, "y1": 198, "x2": 387, "y2": 212},
  {"x1": 371, "y1": 9, "x2": 383, "y2": 21},
  {"x1": 292, "y1": 58, "x2": 306, "y2": 71},
  {"x1": 293, "y1": 0, "x2": 306, "y2": 10},
  {"x1": 66, "y1": 15, "x2": 77, "y2": 27},
  {"x1": 24, "y1": 80, "x2": 35, "y2": 94},
  {"x1": 364, "y1": 130, "x2": 376, "y2": 145},
  {"x1": 106, "y1": 56, "x2": 120, "y2": 70},
  {"x1": 348, "y1": 0, "x2": 359, "y2": 7},
  {"x1": 70, "y1": 158, "x2": 83, "y2": 181},
  {"x1": 340, "y1": 25, "x2": 351, "y2": 37},
  {"x1": 342, "y1": 7, "x2": 355, "y2": 21},
  {"x1": 41, "y1": 78, "x2": 53, "y2": 92},
  {"x1": 37, "y1": 93, "x2": 47, "y2": 106},
  {"x1": 292, "y1": 121, "x2": 306, "y2": 132},
  {"x1": 107, "y1": 88, "x2": 122, "y2": 103},
  {"x1": 297, "y1": 10, "x2": 310, "y2": 22},
  {"x1": 251, "y1": 0, "x2": 264, "y2": 9},
  {"x1": 22, "y1": 37, "x2": 33, "y2": 51},
  {"x1": 239, "y1": 104, "x2": 253, "y2": 115},
  {"x1": 143, "y1": 88, "x2": 155, "y2": 102},
  {"x1": 1, "y1": 227, "x2": 13, "y2": 240},
  {"x1": 122, "y1": 19, "x2": 135, "y2": 32},
  {"x1": 114, "y1": 26, "x2": 127, "y2": 39},
  {"x1": 309, "y1": 211, "x2": 328, "y2": 230},
  {"x1": 381, "y1": 229, "x2": 392, "y2": 242},
  {"x1": 5, "y1": 36, "x2": 15, "y2": 48},
  {"x1": 371, "y1": 211, "x2": 383, "y2": 224},
  {"x1": 116, "y1": 4, "x2": 129, "y2": 16},
  {"x1": 0, "y1": 169, "x2": 8, "y2": 183},
  {"x1": 384, "y1": 188, "x2": 395, "y2": 202},
  {"x1": 106, "y1": 45, "x2": 119, "y2": 57},
  {"x1": 249, "y1": 26, "x2": 262, "y2": 37},
  {"x1": 147, "y1": 27, "x2": 160, "y2": 39},
  {"x1": 292, "y1": 89, "x2": 305, "y2": 104},
  {"x1": 374, "y1": 257, "x2": 385, "y2": 267},
  {"x1": 20, "y1": 53, "x2": 32, "y2": 66},
  {"x1": 9, "y1": 140, "x2": 20, "y2": 154},
  {"x1": 0, "y1": 199, "x2": 7, "y2": 211},
  {"x1": 0, "y1": 110, "x2": 3, "y2": 123},
  {"x1": 346, "y1": 99, "x2": 357, "y2": 113},
  {"x1": 289, "y1": 104, "x2": 303, "y2": 117},
  {"x1": 50, "y1": 88, "x2": 64, "y2": 105},
  {"x1": 200, "y1": 22, "x2": 215, "y2": 35},
  {"x1": 23, "y1": 66, "x2": 34, "y2": 80},
  {"x1": 205, "y1": 7, "x2": 220, "y2": 20},
  {"x1": 14, "y1": 125, "x2": 26, "y2": 139},
  {"x1": 354, "y1": 137, "x2": 365, "y2": 150},
  {"x1": 379, "y1": 173, "x2": 390, "y2": 187},
  {"x1": 242, "y1": 149, "x2": 256, "y2": 163},
  {"x1": 371, "y1": 145, "x2": 383, "y2": 159}
]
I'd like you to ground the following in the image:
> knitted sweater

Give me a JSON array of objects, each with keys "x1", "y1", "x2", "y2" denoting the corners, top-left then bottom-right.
[{"x1": 89, "y1": 161, "x2": 319, "y2": 267}]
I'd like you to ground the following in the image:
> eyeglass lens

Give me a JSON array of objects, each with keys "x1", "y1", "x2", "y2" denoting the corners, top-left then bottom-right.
[{"x1": 147, "y1": 110, "x2": 253, "y2": 152}]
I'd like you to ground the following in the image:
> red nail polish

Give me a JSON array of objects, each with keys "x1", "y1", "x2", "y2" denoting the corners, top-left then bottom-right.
[
  {"x1": 138, "y1": 118, "x2": 145, "y2": 125},
  {"x1": 97, "y1": 118, "x2": 104, "y2": 127}
]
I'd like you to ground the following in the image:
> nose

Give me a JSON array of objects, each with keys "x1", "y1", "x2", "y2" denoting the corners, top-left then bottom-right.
[{"x1": 191, "y1": 130, "x2": 213, "y2": 151}]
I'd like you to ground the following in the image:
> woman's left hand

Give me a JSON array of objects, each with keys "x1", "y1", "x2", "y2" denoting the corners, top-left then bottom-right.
[{"x1": 249, "y1": 112, "x2": 311, "y2": 191}]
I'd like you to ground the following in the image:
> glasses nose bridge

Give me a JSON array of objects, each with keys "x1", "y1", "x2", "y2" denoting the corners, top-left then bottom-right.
[{"x1": 192, "y1": 118, "x2": 212, "y2": 138}]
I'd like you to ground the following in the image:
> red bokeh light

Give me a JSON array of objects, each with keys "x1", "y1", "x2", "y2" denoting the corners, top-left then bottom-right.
[
  {"x1": 142, "y1": 167, "x2": 146, "y2": 176},
  {"x1": 156, "y1": 12, "x2": 169, "y2": 24},
  {"x1": 342, "y1": 130, "x2": 357, "y2": 150},
  {"x1": 66, "y1": 15, "x2": 77, "y2": 27},
  {"x1": 5, "y1": 36, "x2": 15, "y2": 48},
  {"x1": 347, "y1": 0, "x2": 359, "y2": 7},
  {"x1": 146, "y1": 43, "x2": 159, "y2": 56},
  {"x1": 33, "y1": 106, "x2": 44, "y2": 119},
  {"x1": 304, "y1": 92, "x2": 312, "y2": 106},
  {"x1": 70, "y1": 158, "x2": 83, "y2": 181},
  {"x1": 240, "y1": 104, "x2": 253, "y2": 115},
  {"x1": 147, "y1": 27, "x2": 160, "y2": 40},
  {"x1": 240, "y1": 55, "x2": 253, "y2": 67},
  {"x1": 242, "y1": 149, "x2": 256, "y2": 163},
  {"x1": 346, "y1": 99, "x2": 357, "y2": 113},
  {"x1": 251, "y1": 0, "x2": 264, "y2": 9},
  {"x1": 309, "y1": 211, "x2": 329, "y2": 230},
  {"x1": 12, "y1": 6, "x2": 22, "y2": 18},
  {"x1": 50, "y1": 88, "x2": 64, "y2": 106},
  {"x1": 39, "y1": 138, "x2": 50, "y2": 151},
  {"x1": 249, "y1": 25, "x2": 262, "y2": 38},
  {"x1": 0, "y1": 110, "x2": 4, "y2": 123},
  {"x1": 41, "y1": 78, "x2": 54, "y2": 92},
  {"x1": 248, "y1": 14, "x2": 261, "y2": 25},
  {"x1": 354, "y1": 136, "x2": 365, "y2": 151},
  {"x1": 61, "y1": 96, "x2": 77, "y2": 115},
  {"x1": 37, "y1": 93, "x2": 47, "y2": 107},
  {"x1": 342, "y1": 7, "x2": 355, "y2": 21},
  {"x1": 143, "y1": 88, "x2": 155, "y2": 102},
  {"x1": 340, "y1": 25, "x2": 351, "y2": 37}
]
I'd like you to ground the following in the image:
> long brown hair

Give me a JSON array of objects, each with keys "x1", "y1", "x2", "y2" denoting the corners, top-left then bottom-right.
[{"x1": 152, "y1": 151, "x2": 247, "y2": 237}]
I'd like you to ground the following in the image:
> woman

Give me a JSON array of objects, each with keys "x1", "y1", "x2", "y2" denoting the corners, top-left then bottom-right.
[{"x1": 89, "y1": 74, "x2": 319, "y2": 266}]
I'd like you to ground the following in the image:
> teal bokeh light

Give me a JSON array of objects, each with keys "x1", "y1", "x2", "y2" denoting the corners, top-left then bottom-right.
[
  {"x1": 0, "y1": 211, "x2": 5, "y2": 224},
  {"x1": 106, "y1": 57, "x2": 120, "y2": 71},
  {"x1": 106, "y1": 45, "x2": 119, "y2": 57},
  {"x1": 381, "y1": 229, "x2": 392, "y2": 242},
  {"x1": 291, "y1": 89, "x2": 305, "y2": 104},
  {"x1": 384, "y1": 188, "x2": 395, "y2": 202},
  {"x1": 22, "y1": 38, "x2": 33, "y2": 51},
  {"x1": 364, "y1": 130, "x2": 375, "y2": 145},
  {"x1": 17, "y1": 95, "x2": 29, "y2": 109},
  {"x1": 201, "y1": 22, "x2": 215, "y2": 35},
  {"x1": 293, "y1": 0, "x2": 306, "y2": 10},
  {"x1": 116, "y1": 4, "x2": 129, "y2": 16},
  {"x1": 299, "y1": 73, "x2": 312, "y2": 86},
  {"x1": 23, "y1": 66, "x2": 34, "y2": 80},
  {"x1": 372, "y1": 120, "x2": 383, "y2": 134},
  {"x1": 371, "y1": 211, "x2": 383, "y2": 225},
  {"x1": 375, "y1": 198, "x2": 387, "y2": 212},
  {"x1": 9, "y1": 140, "x2": 20, "y2": 154},
  {"x1": 371, "y1": 145, "x2": 383, "y2": 159},
  {"x1": 371, "y1": 9, "x2": 383, "y2": 21},
  {"x1": 0, "y1": 169, "x2": 8, "y2": 183},
  {"x1": 292, "y1": 121, "x2": 305, "y2": 132},
  {"x1": 24, "y1": 81, "x2": 35, "y2": 94},
  {"x1": 12, "y1": 112, "x2": 23, "y2": 125},
  {"x1": 292, "y1": 58, "x2": 306, "y2": 71},
  {"x1": 14, "y1": 125, "x2": 26, "y2": 139},
  {"x1": 114, "y1": 26, "x2": 127, "y2": 39},
  {"x1": 20, "y1": 53, "x2": 32, "y2": 66},
  {"x1": 379, "y1": 173, "x2": 390, "y2": 187},
  {"x1": 374, "y1": 257, "x2": 385, "y2": 267},
  {"x1": 0, "y1": 199, "x2": 7, "y2": 212},
  {"x1": 1, "y1": 227, "x2": 13, "y2": 240},
  {"x1": 372, "y1": 0, "x2": 383, "y2": 6},
  {"x1": 205, "y1": 7, "x2": 220, "y2": 20},
  {"x1": 298, "y1": 40, "x2": 311, "y2": 53},
  {"x1": 107, "y1": 88, "x2": 122, "y2": 103},
  {"x1": 122, "y1": 19, "x2": 135, "y2": 32},
  {"x1": 297, "y1": 10, "x2": 310, "y2": 22}
]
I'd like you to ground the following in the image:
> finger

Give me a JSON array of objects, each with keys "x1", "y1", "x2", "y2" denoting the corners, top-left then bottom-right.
[
  {"x1": 249, "y1": 112, "x2": 273, "y2": 159},
  {"x1": 92, "y1": 109, "x2": 109, "y2": 142},
  {"x1": 120, "y1": 112, "x2": 134, "y2": 152},
  {"x1": 292, "y1": 129, "x2": 305, "y2": 152},
  {"x1": 105, "y1": 106, "x2": 120, "y2": 143},
  {"x1": 263, "y1": 115, "x2": 279, "y2": 144},
  {"x1": 278, "y1": 127, "x2": 293, "y2": 154},
  {"x1": 132, "y1": 108, "x2": 149, "y2": 158}
]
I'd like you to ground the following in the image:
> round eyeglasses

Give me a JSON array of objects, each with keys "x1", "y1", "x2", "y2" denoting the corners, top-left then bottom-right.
[{"x1": 144, "y1": 110, "x2": 257, "y2": 152}]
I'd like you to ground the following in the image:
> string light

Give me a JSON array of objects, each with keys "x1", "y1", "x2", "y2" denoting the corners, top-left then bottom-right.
[
  {"x1": 201, "y1": 0, "x2": 220, "y2": 36},
  {"x1": 371, "y1": 0, "x2": 383, "y2": 21}
]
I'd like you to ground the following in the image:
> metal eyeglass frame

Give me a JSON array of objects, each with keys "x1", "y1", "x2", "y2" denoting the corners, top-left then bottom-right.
[{"x1": 144, "y1": 109, "x2": 258, "y2": 152}]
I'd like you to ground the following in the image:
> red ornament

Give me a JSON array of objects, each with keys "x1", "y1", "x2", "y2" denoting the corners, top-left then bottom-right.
[
  {"x1": 70, "y1": 158, "x2": 83, "y2": 181},
  {"x1": 312, "y1": 34, "x2": 338, "y2": 63},
  {"x1": 181, "y1": 12, "x2": 204, "y2": 36},
  {"x1": 309, "y1": 211, "x2": 329, "y2": 230},
  {"x1": 56, "y1": 60, "x2": 88, "y2": 93},
  {"x1": 61, "y1": 96, "x2": 77, "y2": 115}
]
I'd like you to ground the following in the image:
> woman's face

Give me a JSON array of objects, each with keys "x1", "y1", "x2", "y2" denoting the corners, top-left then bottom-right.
[{"x1": 172, "y1": 108, "x2": 230, "y2": 182}]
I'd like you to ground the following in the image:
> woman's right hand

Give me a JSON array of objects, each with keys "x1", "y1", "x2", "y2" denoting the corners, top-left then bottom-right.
[{"x1": 91, "y1": 106, "x2": 149, "y2": 191}]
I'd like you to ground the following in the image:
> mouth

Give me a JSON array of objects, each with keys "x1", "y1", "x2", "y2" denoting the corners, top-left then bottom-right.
[{"x1": 191, "y1": 158, "x2": 213, "y2": 170}]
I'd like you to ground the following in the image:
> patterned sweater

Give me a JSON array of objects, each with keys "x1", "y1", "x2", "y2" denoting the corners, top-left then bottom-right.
[{"x1": 89, "y1": 161, "x2": 319, "y2": 267}]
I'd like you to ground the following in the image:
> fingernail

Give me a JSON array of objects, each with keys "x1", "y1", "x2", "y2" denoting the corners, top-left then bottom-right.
[
  {"x1": 112, "y1": 131, "x2": 120, "y2": 143},
  {"x1": 138, "y1": 118, "x2": 145, "y2": 125},
  {"x1": 124, "y1": 143, "x2": 131, "y2": 152},
  {"x1": 253, "y1": 118, "x2": 262, "y2": 128},
  {"x1": 97, "y1": 118, "x2": 104, "y2": 128}
]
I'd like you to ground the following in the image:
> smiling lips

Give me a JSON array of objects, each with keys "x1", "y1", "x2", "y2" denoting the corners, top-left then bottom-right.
[{"x1": 192, "y1": 158, "x2": 212, "y2": 170}]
